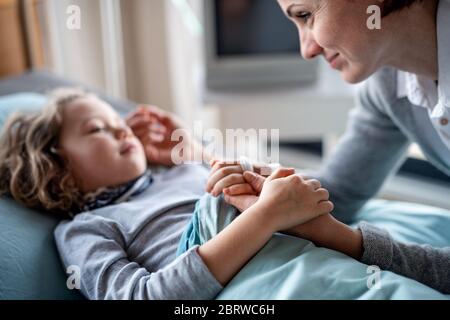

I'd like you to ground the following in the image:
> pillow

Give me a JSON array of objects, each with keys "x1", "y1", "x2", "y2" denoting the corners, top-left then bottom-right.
[
  {"x1": 0, "y1": 198, "x2": 84, "y2": 300},
  {"x1": 0, "y1": 93, "x2": 83, "y2": 300},
  {"x1": 0, "y1": 92, "x2": 47, "y2": 131}
]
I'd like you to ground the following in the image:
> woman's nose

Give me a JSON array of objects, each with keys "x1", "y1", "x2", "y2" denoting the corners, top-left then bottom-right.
[{"x1": 299, "y1": 31, "x2": 323, "y2": 60}]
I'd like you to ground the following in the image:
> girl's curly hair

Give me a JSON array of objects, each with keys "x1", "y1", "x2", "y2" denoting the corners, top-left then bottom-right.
[{"x1": 0, "y1": 88, "x2": 89, "y2": 214}]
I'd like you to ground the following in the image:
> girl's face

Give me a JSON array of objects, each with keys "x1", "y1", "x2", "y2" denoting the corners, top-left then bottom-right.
[
  {"x1": 277, "y1": 0, "x2": 389, "y2": 83},
  {"x1": 59, "y1": 95, "x2": 147, "y2": 193}
]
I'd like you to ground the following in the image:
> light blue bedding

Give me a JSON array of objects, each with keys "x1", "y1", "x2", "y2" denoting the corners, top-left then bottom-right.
[{"x1": 178, "y1": 195, "x2": 450, "y2": 300}]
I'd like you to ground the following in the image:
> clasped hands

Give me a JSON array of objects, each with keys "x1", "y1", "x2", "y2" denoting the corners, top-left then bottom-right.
[{"x1": 206, "y1": 160, "x2": 335, "y2": 234}]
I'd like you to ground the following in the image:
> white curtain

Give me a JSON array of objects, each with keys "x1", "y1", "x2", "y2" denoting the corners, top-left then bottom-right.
[{"x1": 44, "y1": 0, "x2": 204, "y2": 124}]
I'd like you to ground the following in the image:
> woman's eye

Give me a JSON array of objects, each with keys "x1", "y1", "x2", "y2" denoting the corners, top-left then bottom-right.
[{"x1": 294, "y1": 11, "x2": 312, "y2": 23}]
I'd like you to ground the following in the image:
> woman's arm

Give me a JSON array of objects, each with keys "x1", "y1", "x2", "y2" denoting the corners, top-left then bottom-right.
[
  {"x1": 285, "y1": 214, "x2": 364, "y2": 260},
  {"x1": 286, "y1": 214, "x2": 364, "y2": 260},
  {"x1": 358, "y1": 222, "x2": 450, "y2": 294},
  {"x1": 288, "y1": 216, "x2": 450, "y2": 294}
]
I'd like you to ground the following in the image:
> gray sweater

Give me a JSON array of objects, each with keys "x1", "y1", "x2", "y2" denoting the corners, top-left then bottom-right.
[
  {"x1": 312, "y1": 66, "x2": 450, "y2": 294},
  {"x1": 54, "y1": 164, "x2": 223, "y2": 300}
]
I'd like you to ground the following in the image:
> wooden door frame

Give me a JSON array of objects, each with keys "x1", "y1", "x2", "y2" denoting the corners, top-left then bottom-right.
[{"x1": 0, "y1": 0, "x2": 47, "y2": 78}]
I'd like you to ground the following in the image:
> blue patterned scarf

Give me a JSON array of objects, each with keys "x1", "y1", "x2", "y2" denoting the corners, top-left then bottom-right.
[{"x1": 80, "y1": 169, "x2": 153, "y2": 213}]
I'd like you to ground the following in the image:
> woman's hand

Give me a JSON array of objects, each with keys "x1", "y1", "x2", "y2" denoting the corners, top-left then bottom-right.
[
  {"x1": 126, "y1": 105, "x2": 207, "y2": 166},
  {"x1": 255, "y1": 168, "x2": 334, "y2": 232}
]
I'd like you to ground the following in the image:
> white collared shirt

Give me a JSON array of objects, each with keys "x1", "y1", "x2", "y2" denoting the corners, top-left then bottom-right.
[{"x1": 397, "y1": 0, "x2": 450, "y2": 151}]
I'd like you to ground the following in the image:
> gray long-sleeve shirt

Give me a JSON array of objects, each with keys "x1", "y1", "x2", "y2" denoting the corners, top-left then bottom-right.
[{"x1": 54, "y1": 164, "x2": 223, "y2": 300}]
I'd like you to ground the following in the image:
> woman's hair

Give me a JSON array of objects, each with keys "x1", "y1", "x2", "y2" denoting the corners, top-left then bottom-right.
[
  {"x1": 381, "y1": 0, "x2": 424, "y2": 16},
  {"x1": 0, "y1": 88, "x2": 89, "y2": 214}
]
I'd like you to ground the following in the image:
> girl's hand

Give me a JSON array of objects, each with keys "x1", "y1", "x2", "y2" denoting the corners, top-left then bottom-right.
[
  {"x1": 126, "y1": 105, "x2": 183, "y2": 166},
  {"x1": 206, "y1": 159, "x2": 276, "y2": 197},
  {"x1": 221, "y1": 170, "x2": 265, "y2": 212},
  {"x1": 255, "y1": 168, "x2": 334, "y2": 232},
  {"x1": 206, "y1": 159, "x2": 256, "y2": 197},
  {"x1": 126, "y1": 105, "x2": 206, "y2": 166}
]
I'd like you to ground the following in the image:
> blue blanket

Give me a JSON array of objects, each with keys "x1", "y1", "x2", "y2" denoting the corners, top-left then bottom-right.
[{"x1": 178, "y1": 194, "x2": 450, "y2": 300}]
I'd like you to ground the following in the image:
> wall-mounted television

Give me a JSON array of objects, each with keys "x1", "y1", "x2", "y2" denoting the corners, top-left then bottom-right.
[{"x1": 203, "y1": 0, "x2": 318, "y2": 90}]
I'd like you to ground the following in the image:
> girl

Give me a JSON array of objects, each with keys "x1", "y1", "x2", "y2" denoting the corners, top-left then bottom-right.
[{"x1": 0, "y1": 88, "x2": 333, "y2": 300}]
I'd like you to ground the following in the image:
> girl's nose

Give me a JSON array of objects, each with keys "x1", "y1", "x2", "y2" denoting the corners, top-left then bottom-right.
[
  {"x1": 299, "y1": 30, "x2": 323, "y2": 60},
  {"x1": 114, "y1": 125, "x2": 132, "y2": 140}
]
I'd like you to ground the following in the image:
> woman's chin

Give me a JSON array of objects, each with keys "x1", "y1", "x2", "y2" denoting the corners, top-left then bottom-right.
[
  {"x1": 341, "y1": 72, "x2": 370, "y2": 84},
  {"x1": 341, "y1": 66, "x2": 375, "y2": 84}
]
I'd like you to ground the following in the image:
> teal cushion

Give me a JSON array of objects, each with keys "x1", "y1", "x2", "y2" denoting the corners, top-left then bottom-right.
[
  {"x1": 0, "y1": 198, "x2": 83, "y2": 300},
  {"x1": 0, "y1": 93, "x2": 83, "y2": 300},
  {"x1": 0, "y1": 93, "x2": 47, "y2": 130}
]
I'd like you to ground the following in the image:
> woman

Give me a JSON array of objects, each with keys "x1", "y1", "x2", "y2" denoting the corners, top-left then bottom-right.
[{"x1": 208, "y1": 0, "x2": 450, "y2": 293}]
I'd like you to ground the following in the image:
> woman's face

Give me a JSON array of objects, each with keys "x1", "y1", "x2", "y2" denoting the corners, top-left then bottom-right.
[
  {"x1": 59, "y1": 95, "x2": 147, "y2": 193},
  {"x1": 278, "y1": 0, "x2": 389, "y2": 83}
]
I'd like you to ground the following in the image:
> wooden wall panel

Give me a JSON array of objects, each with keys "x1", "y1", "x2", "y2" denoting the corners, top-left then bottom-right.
[
  {"x1": 23, "y1": 0, "x2": 46, "y2": 68},
  {"x1": 0, "y1": 0, "x2": 28, "y2": 78}
]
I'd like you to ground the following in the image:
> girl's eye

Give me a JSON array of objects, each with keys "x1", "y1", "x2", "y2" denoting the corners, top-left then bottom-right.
[
  {"x1": 89, "y1": 127, "x2": 106, "y2": 134},
  {"x1": 294, "y1": 11, "x2": 312, "y2": 23}
]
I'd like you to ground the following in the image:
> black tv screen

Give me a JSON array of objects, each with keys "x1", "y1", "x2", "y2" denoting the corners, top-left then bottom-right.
[{"x1": 215, "y1": 0, "x2": 300, "y2": 57}]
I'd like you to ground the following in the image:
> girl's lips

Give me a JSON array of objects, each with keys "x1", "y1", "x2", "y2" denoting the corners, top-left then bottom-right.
[{"x1": 120, "y1": 142, "x2": 137, "y2": 155}]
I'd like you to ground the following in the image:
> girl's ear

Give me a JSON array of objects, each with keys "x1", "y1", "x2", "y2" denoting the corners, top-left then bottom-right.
[{"x1": 50, "y1": 146, "x2": 67, "y2": 159}]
